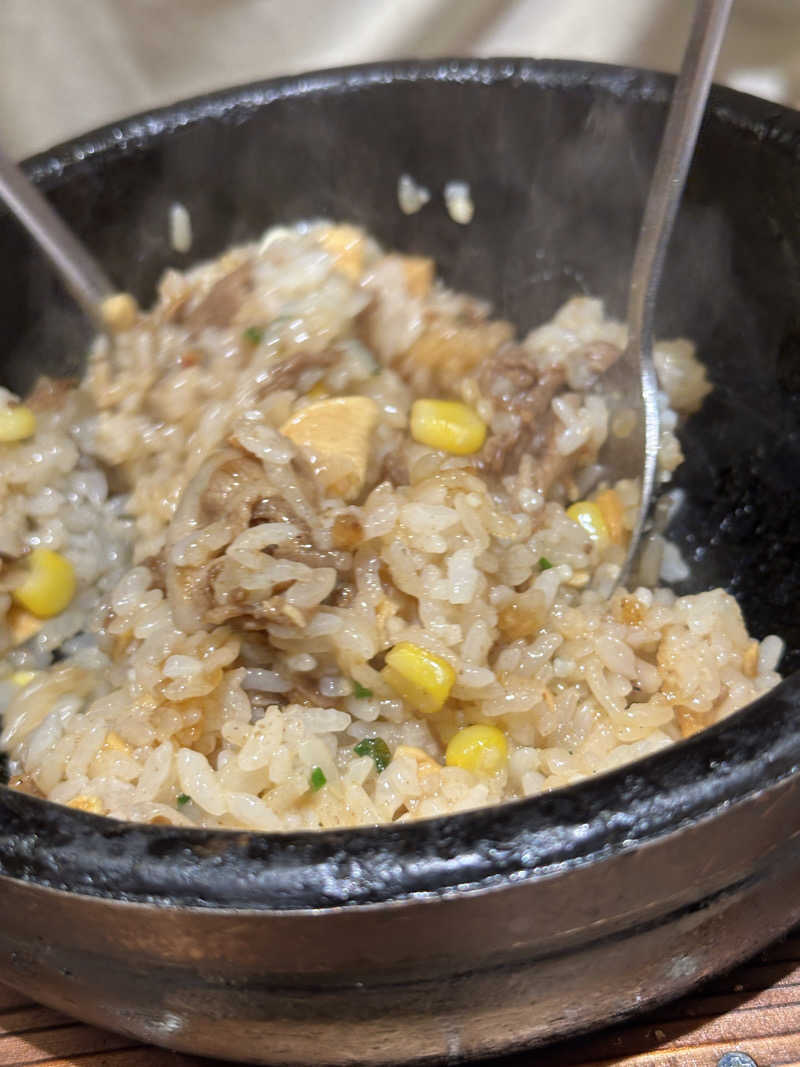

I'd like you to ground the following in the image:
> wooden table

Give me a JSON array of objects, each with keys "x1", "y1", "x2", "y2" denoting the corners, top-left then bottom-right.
[{"x1": 4, "y1": 931, "x2": 800, "y2": 1067}]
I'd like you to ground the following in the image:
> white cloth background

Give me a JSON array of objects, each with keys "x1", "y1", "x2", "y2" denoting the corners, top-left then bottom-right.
[{"x1": 1, "y1": 0, "x2": 799, "y2": 159}]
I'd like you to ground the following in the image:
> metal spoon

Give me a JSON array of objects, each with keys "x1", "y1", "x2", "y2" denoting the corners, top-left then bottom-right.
[
  {"x1": 0, "y1": 143, "x2": 116, "y2": 331},
  {"x1": 610, "y1": 0, "x2": 732, "y2": 589}
]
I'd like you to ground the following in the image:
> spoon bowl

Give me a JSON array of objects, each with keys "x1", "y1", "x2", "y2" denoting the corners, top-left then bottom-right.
[{"x1": 611, "y1": 0, "x2": 732, "y2": 586}]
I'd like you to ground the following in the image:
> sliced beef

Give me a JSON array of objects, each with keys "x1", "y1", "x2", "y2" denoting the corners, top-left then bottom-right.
[
  {"x1": 252, "y1": 348, "x2": 338, "y2": 400},
  {"x1": 476, "y1": 340, "x2": 622, "y2": 487},
  {"x1": 179, "y1": 262, "x2": 252, "y2": 331},
  {"x1": 165, "y1": 443, "x2": 349, "y2": 635}
]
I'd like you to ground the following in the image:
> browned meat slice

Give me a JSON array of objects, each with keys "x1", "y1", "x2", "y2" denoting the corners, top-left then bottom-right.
[
  {"x1": 476, "y1": 340, "x2": 622, "y2": 485},
  {"x1": 478, "y1": 345, "x2": 564, "y2": 421},
  {"x1": 475, "y1": 343, "x2": 563, "y2": 479},
  {"x1": 178, "y1": 262, "x2": 252, "y2": 331},
  {"x1": 249, "y1": 493, "x2": 346, "y2": 567},
  {"x1": 379, "y1": 446, "x2": 410, "y2": 487},
  {"x1": 478, "y1": 410, "x2": 568, "y2": 493},
  {"x1": 253, "y1": 348, "x2": 338, "y2": 399},
  {"x1": 202, "y1": 583, "x2": 301, "y2": 629},
  {"x1": 160, "y1": 340, "x2": 352, "y2": 636},
  {"x1": 529, "y1": 412, "x2": 570, "y2": 495},
  {"x1": 272, "y1": 541, "x2": 348, "y2": 570},
  {"x1": 165, "y1": 443, "x2": 349, "y2": 635},
  {"x1": 287, "y1": 675, "x2": 340, "y2": 709},
  {"x1": 201, "y1": 451, "x2": 276, "y2": 528},
  {"x1": 141, "y1": 553, "x2": 167, "y2": 590}
]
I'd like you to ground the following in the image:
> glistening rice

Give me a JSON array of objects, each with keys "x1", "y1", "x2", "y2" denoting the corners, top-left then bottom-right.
[{"x1": 0, "y1": 221, "x2": 782, "y2": 829}]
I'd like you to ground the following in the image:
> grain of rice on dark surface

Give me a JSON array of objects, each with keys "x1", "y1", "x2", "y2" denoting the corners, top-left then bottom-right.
[{"x1": 0, "y1": 221, "x2": 782, "y2": 829}]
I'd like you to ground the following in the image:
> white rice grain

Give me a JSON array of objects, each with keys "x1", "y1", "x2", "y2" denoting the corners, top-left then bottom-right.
[
  {"x1": 397, "y1": 173, "x2": 431, "y2": 215},
  {"x1": 444, "y1": 181, "x2": 474, "y2": 224},
  {"x1": 169, "y1": 202, "x2": 193, "y2": 254}
]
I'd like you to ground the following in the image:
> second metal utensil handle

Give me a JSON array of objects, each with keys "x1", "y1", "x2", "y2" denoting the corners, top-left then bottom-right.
[{"x1": 0, "y1": 144, "x2": 114, "y2": 329}]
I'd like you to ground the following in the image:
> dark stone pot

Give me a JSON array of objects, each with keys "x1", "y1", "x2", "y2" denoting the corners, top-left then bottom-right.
[{"x1": 1, "y1": 58, "x2": 800, "y2": 1065}]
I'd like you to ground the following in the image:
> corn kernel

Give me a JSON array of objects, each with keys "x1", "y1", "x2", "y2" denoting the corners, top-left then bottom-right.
[
  {"x1": 410, "y1": 399, "x2": 487, "y2": 455},
  {"x1": 0, "y1": 405, "x2": 36, "y2": 443},
  {"x1": 446, "y1": 724, "x2": 508, "y2": 774},
  {"x1": 10, "y1": 670, "x2": 36, "y2": 687},
  {"x1": 100, "y1": 292, "x2": 139, "y2": 332},
  {"x1": 566, "y1": 501, "x2": 609, "y2": 547},
  {"x1": 320, "y1": 225, "x2": 364, "y2": 282},
  {"x1": 12, "y1": 548, "x2": 76, "y2": 618},
  {"x1": 381, "y1": 642, "x2": 455, "y2": 714},
  {"x1": 68, "y1": 794, "x2": 104, "y2": 814},
  {"x1": 594, "y1": 489, "x2": 625, "y2": 544}
]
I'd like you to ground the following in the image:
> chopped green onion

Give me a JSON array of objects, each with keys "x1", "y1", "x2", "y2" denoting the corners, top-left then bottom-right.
[
  {"x1": 353, "y1": 736, "x2": 391, "y2": 773},
  {"x1": 538, "y1": 557, "x2": 553, "y2": 571},
  {"x1": 309, "y1": 766, "x2": 327, "y2": 792},
  {"x1": 243, "y1": 326, "x2": 264, "y2": 344},
  {"x1": 353, "y1": 681, "x2": 373, "y2": 699},
  {"x1": 176, "y1": 793, "x2": 190, "y2": 807}
]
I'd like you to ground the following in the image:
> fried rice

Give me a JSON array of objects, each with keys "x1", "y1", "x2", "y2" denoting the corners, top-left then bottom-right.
[{"x1": 0, "y1": 221, "x2": 783, "y2": 829}]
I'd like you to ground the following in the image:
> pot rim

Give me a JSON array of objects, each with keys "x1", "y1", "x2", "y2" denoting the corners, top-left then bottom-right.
[{"x1": 2, "y1": 57, "x2": 800, "y2": 912}]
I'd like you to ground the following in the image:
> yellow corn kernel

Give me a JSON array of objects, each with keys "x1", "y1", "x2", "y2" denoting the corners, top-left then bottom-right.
[
  {"x1": 566, "y1": 501, "x2": 609, "y2": 547},
  {"x1": 100, "y1": 292, "x2": 139, "y2": 332},
  {"x1": 320, "y1": 224, "x2": 364, "y2": 282},
  {"x1": 0, "y1": 405, "x2": 36, "y2": 443},
  {"x1": 104, "y1": 731, "x2": 131, "y2": 755},
  {"x1": 306, "y1": 380, "x2": 330, "y2": 401},
  {"x1": 68, "y1": 794, "x2": 104, "y2": 814},
  {"x1": 446, "y1": 724, "x2": 508, "y2": 775},
  {"x1": 12, "y1": 548, "x2": 76, "y2": 618},
  {"x1": 594, "y1": 488, "x2": 625, "y2": 545},
  {"x1": 410, "y1": 399, "x2": 487, "y2": 455},
  {"x1": 10, "y1": 670, "x2": 36, "y2": 687},
  {"x1": 381, "y1": 642, "x2": 455, "y2": 715}
]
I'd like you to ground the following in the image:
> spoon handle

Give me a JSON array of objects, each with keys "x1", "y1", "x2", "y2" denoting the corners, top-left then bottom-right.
[
  {"x1": 629, "y1": 0, "x2": 733, "y2": 347},
  {"x1": 0, "y1": 144, "x2": 114, "y2": 329},
  {"x1": 621, "y1": 0, "x2": 733, "y2": 585}
]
